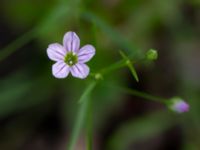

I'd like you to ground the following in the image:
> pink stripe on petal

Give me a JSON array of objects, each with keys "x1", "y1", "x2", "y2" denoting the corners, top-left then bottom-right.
[
  {"x1": 47, "y1": 43, "x2": 66, "y2": 61},
  {"x1": 78, "y1": 45, "x2": 95, "y2": 63},
  {"x1": 63, "y1": 31, "x2": 80, "y2": 53},
  {"x1": 70, "y1": 63, "x2": 89, "y2": 79},
  {"x1": 52, "y1": 62, "x2": 69, "y2": 78}
]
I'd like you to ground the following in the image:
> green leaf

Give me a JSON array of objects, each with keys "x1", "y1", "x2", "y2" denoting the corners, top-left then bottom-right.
[{"x1": 119, "y1": 50, "x2": 139, "y2": 82}]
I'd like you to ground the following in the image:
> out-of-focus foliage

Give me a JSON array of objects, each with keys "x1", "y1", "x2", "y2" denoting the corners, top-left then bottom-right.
[{"x1": 0, "y1": 0, "x2": 199, "y2": 150}]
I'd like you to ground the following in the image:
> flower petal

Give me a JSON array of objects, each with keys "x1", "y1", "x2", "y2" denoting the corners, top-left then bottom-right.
[
  {"x1": 63, "y1": 31, "x2": 80, "y2": 52},
  {"x1": 52, "y1": 61, "x2": 70, "y2": 78},
  {"x1": 78, "y1": 45, "x2": 95, "y2": 63},
  {"x1": 47, "y1": 43, "x2": 66, "y2": 61},
  {"x1": 70, "y1": 63, "x2": 89, "y2": 79}
]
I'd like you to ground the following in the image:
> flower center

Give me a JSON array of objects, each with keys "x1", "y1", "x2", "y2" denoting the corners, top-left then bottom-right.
[{"x1": 64, "y1": 52, "x2": 78, "y2": 66}]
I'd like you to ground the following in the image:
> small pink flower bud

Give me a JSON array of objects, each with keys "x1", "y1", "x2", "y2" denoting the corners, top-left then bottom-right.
[{"x1": 169, "y1": 97, "x2": 190, "y2": 113}]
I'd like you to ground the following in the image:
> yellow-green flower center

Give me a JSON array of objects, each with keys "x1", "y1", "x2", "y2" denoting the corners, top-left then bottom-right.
[{"x1": 64, "y1": 52, "x2": 78, "y2": 66}]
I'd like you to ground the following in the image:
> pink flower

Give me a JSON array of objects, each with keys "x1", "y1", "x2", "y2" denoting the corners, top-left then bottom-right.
[{"x1": 47, "y1": 31, "x2": 95, "y2": 79}]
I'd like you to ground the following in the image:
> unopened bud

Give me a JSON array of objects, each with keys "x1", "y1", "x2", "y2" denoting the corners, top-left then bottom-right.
[
  {"x1": 168, "y1": 97, "x2": 189, "y2": 113},
  {"x1": 146, "y1": 49, "x2": 158, "y2": 60}
]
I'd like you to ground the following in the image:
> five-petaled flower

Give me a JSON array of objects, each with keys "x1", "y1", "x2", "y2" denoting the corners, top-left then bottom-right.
[{"x1": 47, "y1": 31, "x2": 95, "y2": 79}]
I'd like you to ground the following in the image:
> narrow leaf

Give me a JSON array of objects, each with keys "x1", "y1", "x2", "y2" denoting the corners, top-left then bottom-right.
[
  {"x1": 68, "y1": 81, "x2": 96, "y2": 150},
  {"x1": 79, "y1": 81, "x2": 96, "y2": 103},
  {"x1": 0, "y1": 29, "x2": 36, "y2": 62},
  {"x1": 119, "y1": 50, "x2": 139, "y2": 82},
  {"x1": 82, "y1": 11, "x2": 142, "y2": 58}
]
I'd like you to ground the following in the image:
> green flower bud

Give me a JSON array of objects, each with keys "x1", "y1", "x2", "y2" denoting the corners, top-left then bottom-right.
[
  {"x1": 146, "y1": 49, "x2": 158, "y2": 60},
  {"x1": 95, "y1": 73, "x2": 103, "y2": 80}
]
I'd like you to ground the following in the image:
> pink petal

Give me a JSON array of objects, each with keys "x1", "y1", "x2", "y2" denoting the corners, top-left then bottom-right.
[
  {"x1": 174, "y1": 101, "x2": 190, "y2": 113},
  {"x1": 70, "y1": 63, "x2": 89, "y2": 79},
  {"x1": 78, "y1": 45, "x2": 95, "y2": 63},
  {"x1": 63, "y1": 31, "x2": 80, "y2": 53},
  {"x1": 47, "y1": 43, "x2": 66, "y2": 61},
  {"x1": 52, "y1": 61, "x2": 70, "y2": 78}
]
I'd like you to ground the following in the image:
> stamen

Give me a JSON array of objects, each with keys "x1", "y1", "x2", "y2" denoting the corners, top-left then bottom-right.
[{"x1": 64, "y1": 52, "x2": 78, "y2": 66}]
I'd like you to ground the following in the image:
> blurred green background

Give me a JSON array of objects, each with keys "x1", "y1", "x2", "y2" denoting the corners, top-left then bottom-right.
[{"x1": 0, "y1": 0, "x2": 200, "y2": 150}]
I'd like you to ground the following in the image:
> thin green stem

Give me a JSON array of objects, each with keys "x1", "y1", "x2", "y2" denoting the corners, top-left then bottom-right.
[
  {"x1": 78, "y1": 81, "x2": 97, "y2": 103},
  {"x1": 99, "y1": 59, "x2": 126, "y2": 75},
  {"x1": 67, "y1": 81, "x2": 96, "y2": 150},
  {"x1": 90, "y1": 59, "x2": 134, "y2": 80},
  {"x1": 86, "y1": 95, "x2": 93, "y2": 150},
  {"x1": 93, "y1": 52, "x2": 145, "y2": 79},
  {"x1": 105, "y1": 84, "x2": 168, "y2": 103}
]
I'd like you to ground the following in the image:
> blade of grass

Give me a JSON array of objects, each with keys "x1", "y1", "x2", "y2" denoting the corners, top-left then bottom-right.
[
  {"x1": 0, "y1": 0, "x2": 81, "y2": 62},
  {"x1": 78, "y1": 82, "x2": 96, "y2": 103},
  {"x1": 36, "y1": 1, "x2": 70, "y2": 35},
  {"x1": 82, "y1": 11, "x2": 142, "y2": 58},
  {"x1": 0, "y1": 29, "x2": 36, "y2": 62},
  {"x1": 86, "y1": 95, "x2": 93, "y2": 150},
  {"x1": 67, "y1": 81, "x2": 96, "y2": 150},
  {"x1": 0, "y1": 0, "x2": 65, "y2": 62}
]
